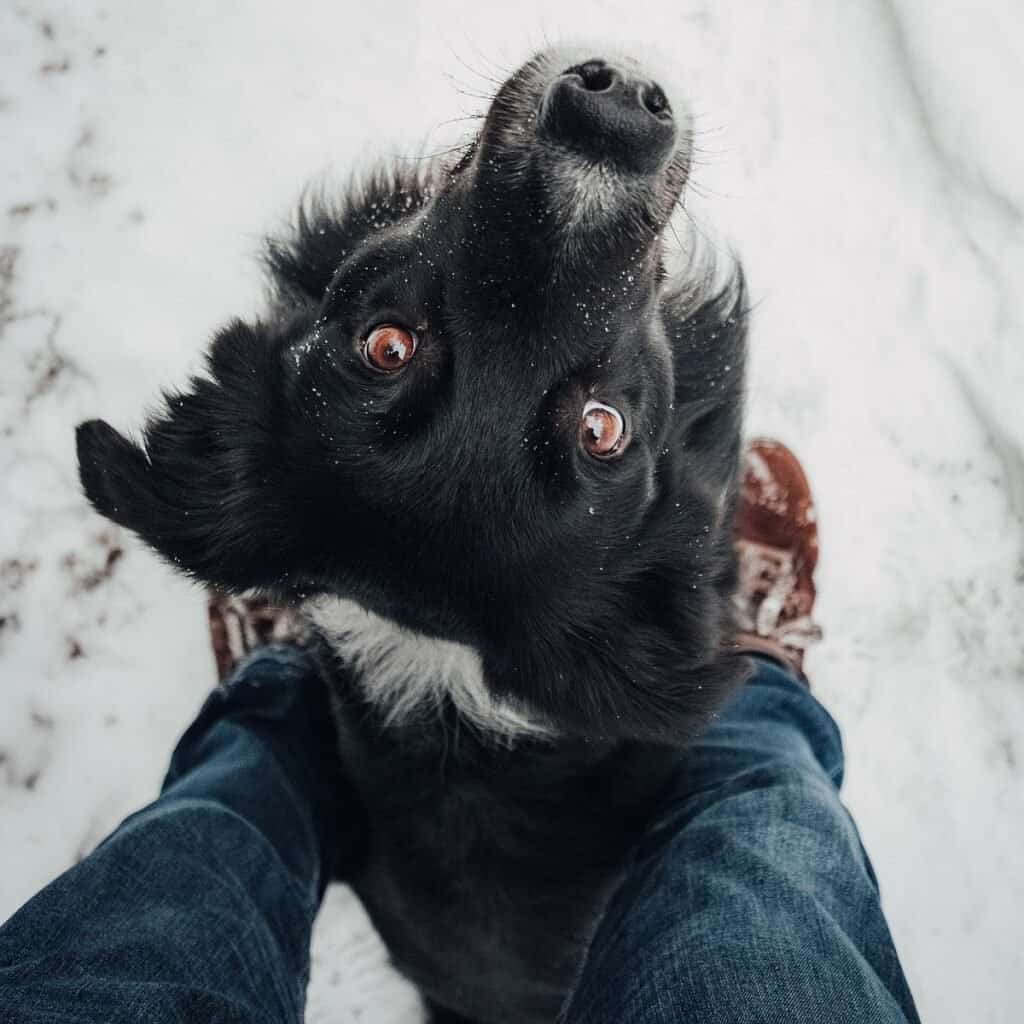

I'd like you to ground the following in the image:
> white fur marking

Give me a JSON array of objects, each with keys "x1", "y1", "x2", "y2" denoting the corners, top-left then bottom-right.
[
  {"x1": 551, "y1": 156, "x2": 628, "y2": 234},
  {"x1": 305, "y1": 597, "x2": 553, "y2": 742}
]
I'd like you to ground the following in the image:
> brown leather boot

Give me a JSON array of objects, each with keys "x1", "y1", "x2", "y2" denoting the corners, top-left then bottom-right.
[
  {"x1": 207, "y1": 593, "x2": 309, "y2": 682},
  {"x1": 733, "y1": 439, "x2": 823, "y2": 683}
]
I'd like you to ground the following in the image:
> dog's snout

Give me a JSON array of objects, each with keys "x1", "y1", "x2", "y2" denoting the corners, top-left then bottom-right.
[{"x1": 540, "y1": 59, "x2": 677, "y2": 174}]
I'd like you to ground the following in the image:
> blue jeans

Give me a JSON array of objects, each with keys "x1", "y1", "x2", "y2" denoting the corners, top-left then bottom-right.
[{"x1": 0, "y1": 648, "x2": 919, "y2": 1023}]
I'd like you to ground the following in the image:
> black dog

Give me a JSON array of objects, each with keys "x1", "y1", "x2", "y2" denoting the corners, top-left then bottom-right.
[{"x1": 76, "y1": 48, "x2": 749, "y2": 1024}]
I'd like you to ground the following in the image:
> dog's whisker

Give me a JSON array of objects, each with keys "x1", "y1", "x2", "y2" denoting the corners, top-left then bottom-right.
[
  {"x1": 672, "y1": 200, "x2": 731, "y2": 263},
  {"x1": 460, "y1": 40, "x2": 516, "y2": 80},
  {"x1": 444, "y1": 41, "x2": 507, "y2": 89},
  {"x1": 689, "y1": 112, "x2": 728, "y2": 133},
  {"x1": 441, "y1": 70, "x2": 495, "y2": 101},
  {"x1": 433, "y1": 113, "x2": 486, "y2": 131}
]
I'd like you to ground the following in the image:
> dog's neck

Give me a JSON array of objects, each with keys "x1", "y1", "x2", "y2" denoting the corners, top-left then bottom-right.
[{"x1": 304, "y1": 596, "x2": 554, "y2": 743}]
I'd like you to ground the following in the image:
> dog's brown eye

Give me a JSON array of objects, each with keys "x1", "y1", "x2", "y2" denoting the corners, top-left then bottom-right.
[
  {"x1": 362, "y1": 324, "x2": 417, "y2": 373},
  {"x1": 580, "y1": 400, "x2": 626, "y2": 458}
]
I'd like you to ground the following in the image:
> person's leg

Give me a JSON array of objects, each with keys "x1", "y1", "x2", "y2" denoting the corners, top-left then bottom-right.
[
  {"x1": 0, "y1": 645, "x2": 362, "y2": 1024},
  {"x1": 561, "y1": 654, "x2": 920, "y2": 1024}
]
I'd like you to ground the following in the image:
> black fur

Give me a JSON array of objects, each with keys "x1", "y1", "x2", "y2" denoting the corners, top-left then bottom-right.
[{"x1": 77, "y1": 49, "x2": 750, "y2": 1023}]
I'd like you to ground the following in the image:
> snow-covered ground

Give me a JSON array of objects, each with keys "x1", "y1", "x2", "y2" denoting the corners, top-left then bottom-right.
[{"x1": 2, "y1": 1, "x2": 1023, "y2": 1021}]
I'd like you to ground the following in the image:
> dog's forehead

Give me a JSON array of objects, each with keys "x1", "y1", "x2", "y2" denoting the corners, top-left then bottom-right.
[{"x1": 336, "y1": 218, "x2": 655, "y2": 383}]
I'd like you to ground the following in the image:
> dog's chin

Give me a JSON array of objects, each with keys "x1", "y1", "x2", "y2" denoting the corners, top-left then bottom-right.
[{"x1": 541, "y1": 148, "x2": 689, "y2": 251}]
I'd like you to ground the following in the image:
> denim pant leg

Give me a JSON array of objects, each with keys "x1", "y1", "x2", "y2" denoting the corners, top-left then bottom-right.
[
  {"x1": 562, "y1": 657, "x2": 920, "y2": 1024},
  {"x1": 0, "y1": 646, "x2": 351, "y2": 1024}
]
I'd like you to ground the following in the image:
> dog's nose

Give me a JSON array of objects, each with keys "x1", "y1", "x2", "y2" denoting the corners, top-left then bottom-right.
[{"x1": 540, "y1": 59, "x2": 676, "y2": 174}]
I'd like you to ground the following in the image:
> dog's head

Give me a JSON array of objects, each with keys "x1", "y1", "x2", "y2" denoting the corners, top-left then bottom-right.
[{"x1": 78, "y1": 49, "x2": 749, "y2": 742}]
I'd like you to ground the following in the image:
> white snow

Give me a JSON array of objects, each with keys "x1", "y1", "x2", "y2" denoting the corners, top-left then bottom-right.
[{"x1": 2, "y1": 2, "x2": 1023, "y2": 1022}]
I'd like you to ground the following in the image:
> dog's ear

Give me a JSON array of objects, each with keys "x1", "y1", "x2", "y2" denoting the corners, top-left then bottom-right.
[
  {"x1": 76, "y1": 320, "x2": 295, "y2": 592},
  {"x1": 532, "y1": 627, "x2": 750, "y2": 746},
  {"x1": 490, "y1": 491, "x2": 750, "y2": 744}
]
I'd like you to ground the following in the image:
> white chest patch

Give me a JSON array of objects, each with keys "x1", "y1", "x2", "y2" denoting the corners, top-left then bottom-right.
[{"x1": 304, "y1": 596, "x2": 553, "y2": 743}]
